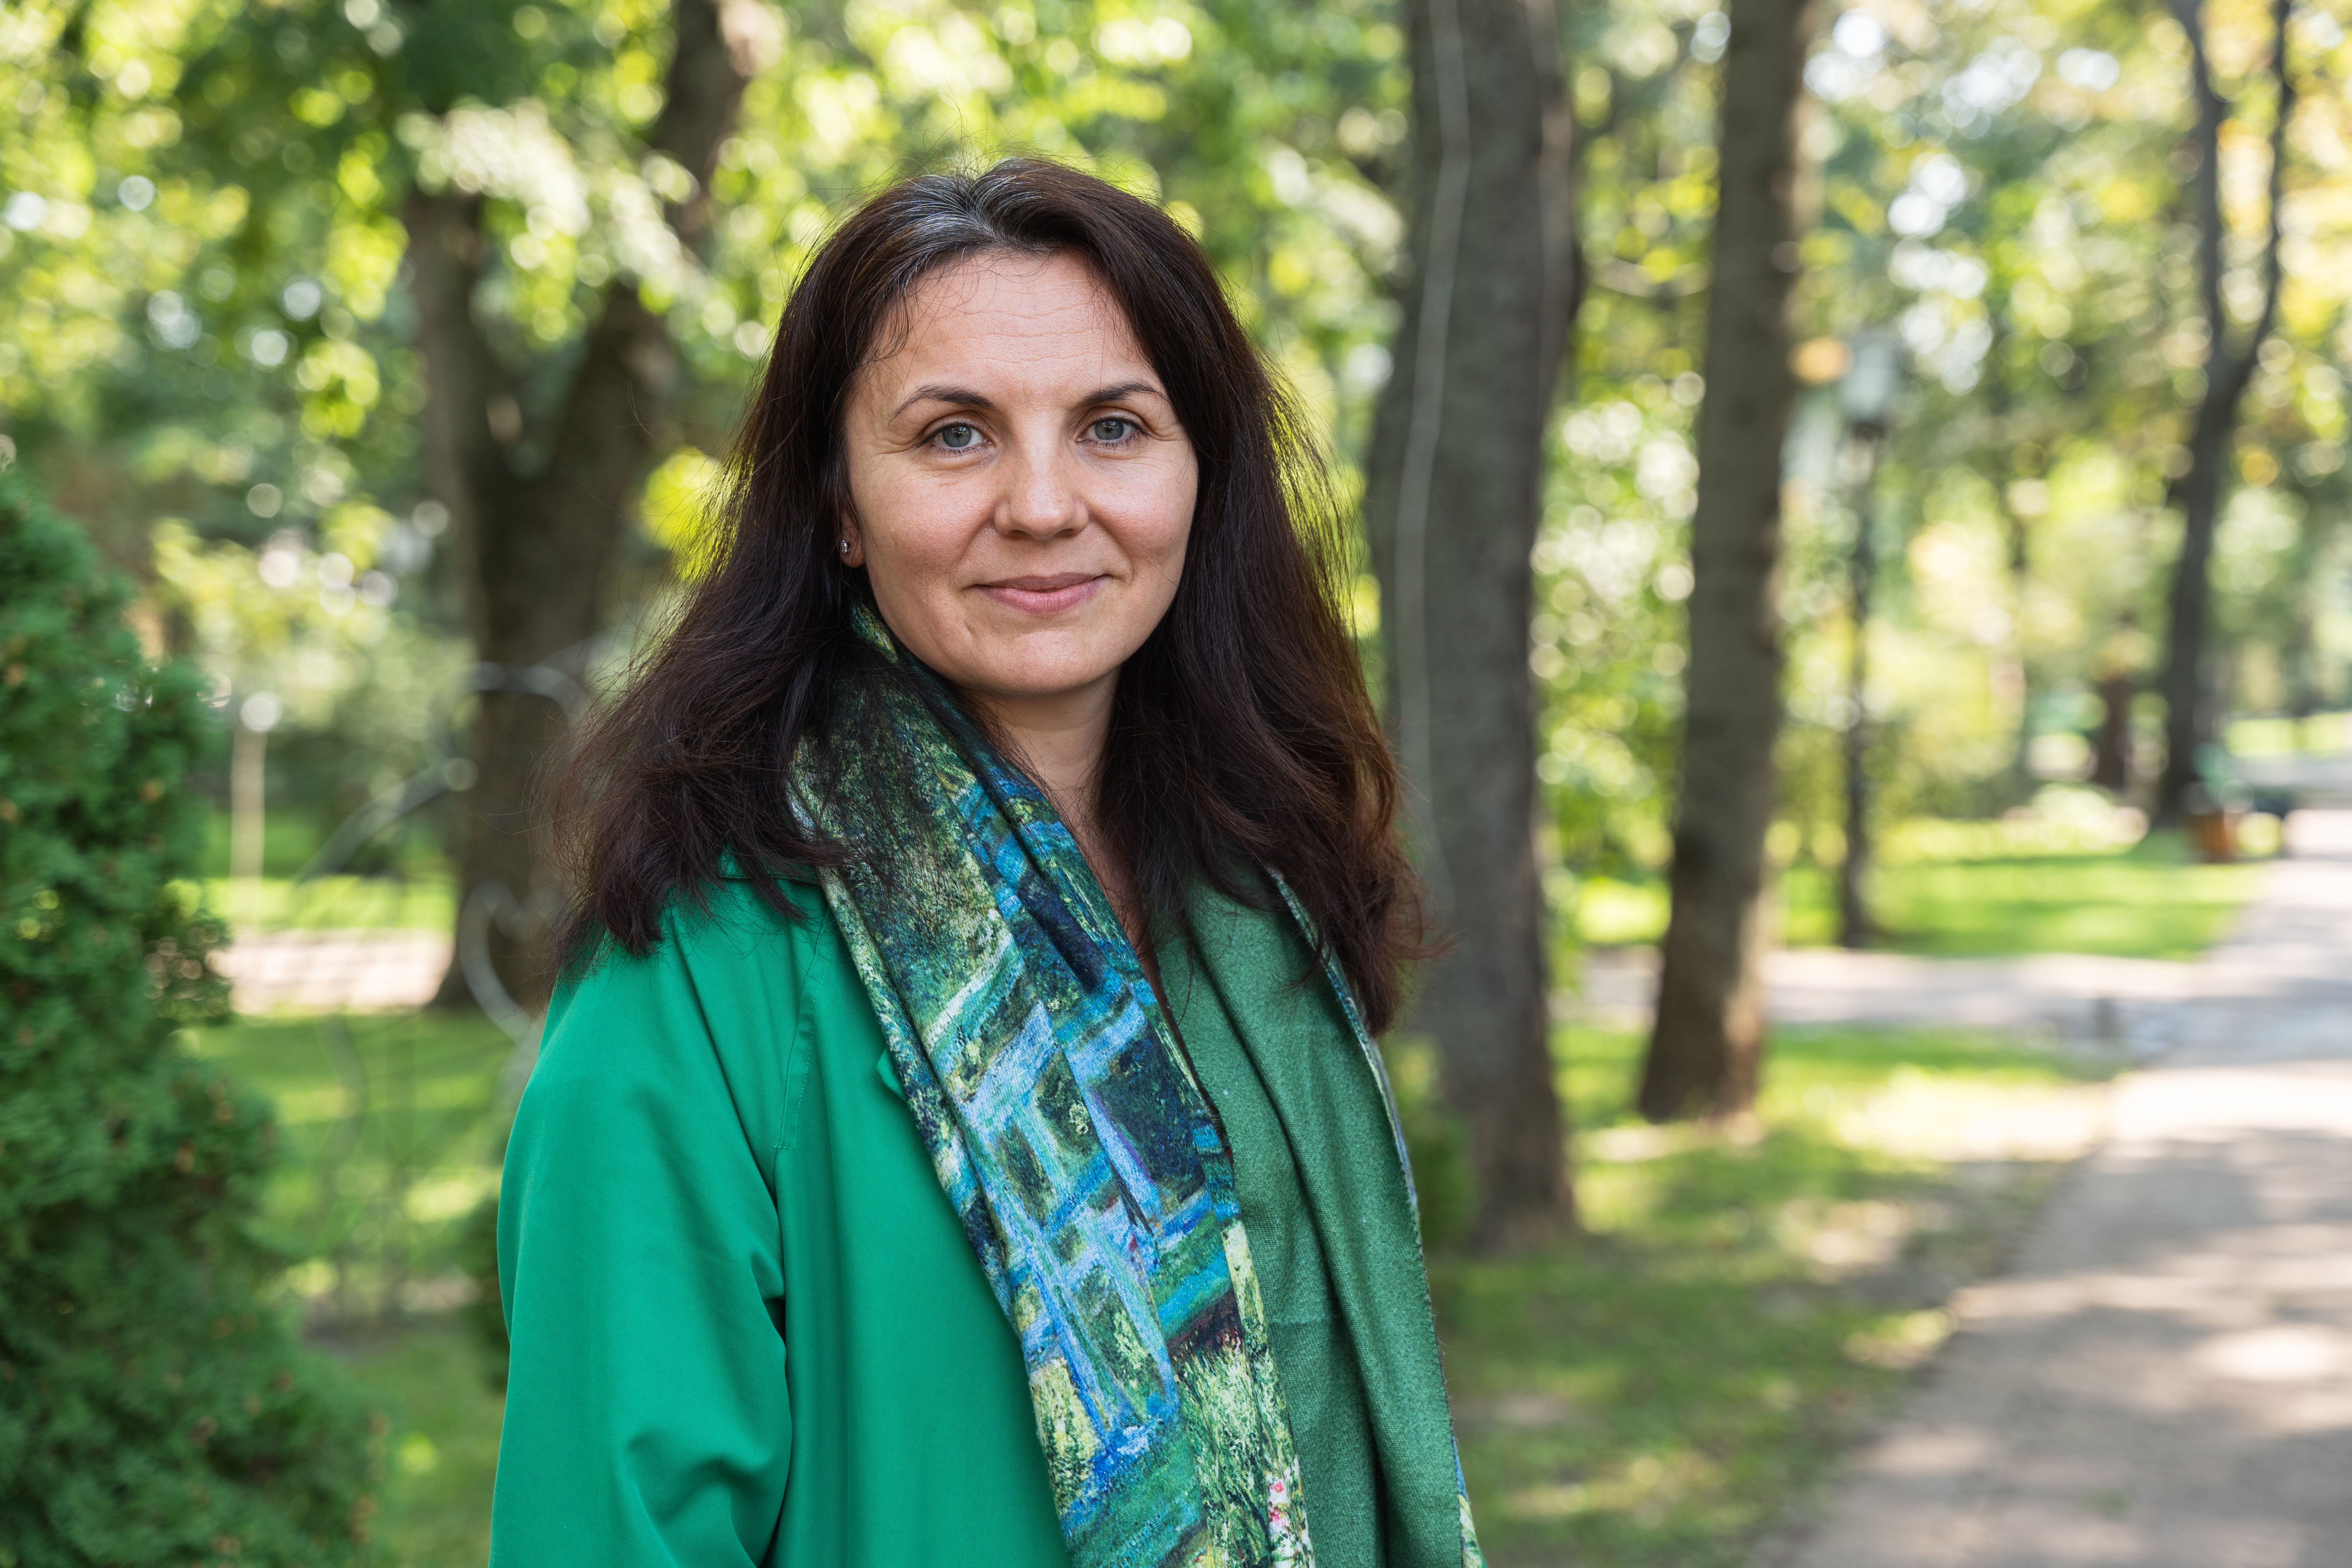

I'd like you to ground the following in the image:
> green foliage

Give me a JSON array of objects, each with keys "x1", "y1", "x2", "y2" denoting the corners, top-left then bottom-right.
[
  {"x1": 0, "y1": 473, "x2": 375, "y2": 1567},
  {"x1": 1, "y1": 0, "x2": 1417, "y2": 872},
  {"x1": 1531, "y1": 0, "x2": 2352, "y2": 881}
]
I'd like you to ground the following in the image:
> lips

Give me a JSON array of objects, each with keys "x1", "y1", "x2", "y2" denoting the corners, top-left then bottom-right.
[{"x1": 976, "y1": 572, "x2": 1107, "y2": 616}]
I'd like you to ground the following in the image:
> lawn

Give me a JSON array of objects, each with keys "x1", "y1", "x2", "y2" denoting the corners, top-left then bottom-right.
[
  {"x1": 187, "y1": 1008, "x2": 514, "y2": 1567},
  {"x1": 192, "y1": 1005, "x2": 2114, "y2": 1567},
  {"x1": 192, "y1": 804, "x2": 456, "y2": 931},
  {"x1": 186, "y1": 1011, "x2": 514, "y2": 1317},
  {"x1": 329, "y1": 1317, "x2": 507, "y2": 1568},
  {"x1": 188, "y1": 873, "x2": 457, "y2": 932},
  {"x1": 1577, "y1": 823, "x2": 2262, "y2": 960},
  {"x1": 1426, "y1": 1023, "x2": 2114, "y2": 1566}
]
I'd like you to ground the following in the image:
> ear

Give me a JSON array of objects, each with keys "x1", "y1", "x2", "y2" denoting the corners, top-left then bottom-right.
[{"x1": 837, "y1": 520, "x2": 865, "y2": 569}]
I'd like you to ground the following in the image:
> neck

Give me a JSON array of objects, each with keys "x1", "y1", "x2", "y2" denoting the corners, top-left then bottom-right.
[
  {"x1": 964, "y1": 674, "x2": 1118, "y2": 845},
  {"x1": 964, "y1": 673, "x2": 1140, "y2": 942}
]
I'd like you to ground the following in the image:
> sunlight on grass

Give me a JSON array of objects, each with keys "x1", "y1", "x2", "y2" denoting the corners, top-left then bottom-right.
[
  {"x1": 2225, "y1": 710, "x2": 2346, "y2": 756},
  {"x1": 328, "y1": 1317, "x2": 505, "y2": 1568},
  {"x1": 1427, "y1": 1024, "x2": 2115, "y2": 1568},
  {"x1": 1572, "y1": 823, "x2": 2260, "y2": 960},
  {"x1": 193, "y1": 1011, "x2": 514, "y2": 1564},
  {"x1": 185, "y1": 1012, "x2": 513, "y2": 1315},
  {"x1": 184, "y1": 874, "x2": 457, "y2": 933}
]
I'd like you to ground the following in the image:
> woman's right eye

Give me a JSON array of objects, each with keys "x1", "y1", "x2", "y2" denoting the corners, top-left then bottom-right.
[{"x1": 934, "y1": 423, "x2": 979, "y2": 451}]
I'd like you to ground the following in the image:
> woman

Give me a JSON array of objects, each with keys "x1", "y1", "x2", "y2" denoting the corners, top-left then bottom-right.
[{"x1": 491, "y1": 159, "x2": 1484, "y2": 1568}]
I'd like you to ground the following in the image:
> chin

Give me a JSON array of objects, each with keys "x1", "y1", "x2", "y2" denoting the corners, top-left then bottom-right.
[{"x1": 961, "y1": 650, "x2": 1125, "y2": 704}]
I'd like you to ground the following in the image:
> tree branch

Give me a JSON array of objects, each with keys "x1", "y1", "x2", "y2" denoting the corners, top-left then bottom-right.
[
  {"x1": 2247, "y1": 0, "x2": 2294, "y2": 364},
  {"x1": 2173, "y1": 0, "x2": 2226, "y2": 361},
  {"x1": 2167, "y1": 0, "x2": 2294, "y2": 497},
  {"x1": 539, "y1": 0, "x2": 756, "y2": 497}
]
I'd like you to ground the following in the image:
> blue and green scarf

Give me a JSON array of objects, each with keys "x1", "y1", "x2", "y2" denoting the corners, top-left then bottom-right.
[{"x1": 797, "y1": 612, "x2": 1482, "y2": 1568}]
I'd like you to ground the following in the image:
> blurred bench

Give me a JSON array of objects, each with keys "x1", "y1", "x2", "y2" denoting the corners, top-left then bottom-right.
[{"x1": 2186, "y1": 749, "x2": 2352, "y2": 861}]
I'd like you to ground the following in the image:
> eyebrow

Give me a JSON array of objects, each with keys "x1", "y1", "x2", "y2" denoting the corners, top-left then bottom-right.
[{"x1": 889, "y1": 379, "x2": 1166, "y2": 422}]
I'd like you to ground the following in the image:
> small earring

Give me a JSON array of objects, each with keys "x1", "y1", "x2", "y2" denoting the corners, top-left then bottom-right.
[{"x1": 838, "y1": 539, "x2": 850, "y2": 556}]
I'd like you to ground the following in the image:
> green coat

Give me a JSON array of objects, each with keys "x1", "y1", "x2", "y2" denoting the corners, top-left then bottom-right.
[{"x1": 490, "y1": 872, "x2": 1468, "y2": 1567}]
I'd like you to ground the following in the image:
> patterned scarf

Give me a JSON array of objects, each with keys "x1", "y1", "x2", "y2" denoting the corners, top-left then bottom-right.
[{"x1": 799, "y1": 611, "x2": 1479, "y2": 1568}]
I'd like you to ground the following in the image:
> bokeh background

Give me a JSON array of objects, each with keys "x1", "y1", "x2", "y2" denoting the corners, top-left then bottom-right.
[{"x1": 3, "y1": 0, "x2": 2348, "y2": 1561}]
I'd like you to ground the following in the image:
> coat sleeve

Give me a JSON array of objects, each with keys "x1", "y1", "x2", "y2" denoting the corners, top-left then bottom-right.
[{"x1": 489, "y1": 914, "x2": 794, "y2": 1568}]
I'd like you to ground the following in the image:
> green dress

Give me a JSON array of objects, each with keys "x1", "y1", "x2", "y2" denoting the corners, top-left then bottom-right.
[{"x1": 490, "y1": 872, "x2": 1459, "y2": 1566}]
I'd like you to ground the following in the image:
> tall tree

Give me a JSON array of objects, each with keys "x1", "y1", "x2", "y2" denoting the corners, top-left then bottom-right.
[
  {"x1": 1637, "y1": 0, "x2": 1817, "y2": 1122},
  {"x1": 2155, "y1": 0, "x2": 2292, "y2": 825},
  {"x1": 406, "y1": 0, "x2": 754, "y2": 1003},
  {"x1": 1365, "y1": 0, "x2": 1578, "y2": 1244},
  {"x1": 138, "y1": 0, "x2": 762, "y2": 1007}
]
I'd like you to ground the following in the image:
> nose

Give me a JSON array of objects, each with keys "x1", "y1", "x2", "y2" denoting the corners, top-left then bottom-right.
[{"x1": 995, "y1": 429, "x2": 1084, "y2": 541}]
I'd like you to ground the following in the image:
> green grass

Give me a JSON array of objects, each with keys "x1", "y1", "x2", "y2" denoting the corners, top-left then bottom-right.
[
  {"x1": 2225, "y1": 710, "x2": 2347, "y2": 756},
  {"x1": 187, "y1": 873, "x2": 457, "y2": 933},
  {"x1": 190, "y1": 1010, "x2": 515, "y2": 1565},
  {"x1": 186, "y1": 1012, "x2": 515, "y2": 1313},
  {"x1": 1783, "y1": 834, "x2": 2259, "y2": 957},
  {"x1": 1575, "y1": 825, "x2": 2261, "y2": 960},
  {"x1": 196, "y1": 1006, "x2": 2110, "y2": 1568},
  {"x1": 190, "y1": 802, "x2": 455, "y2": 932},
  {"x1": 330, "y1": 1318, "x2": 505, "y2": 1568},
  {"x1": 1427, "y1": 1024, "x2": 2118, "y2": 1567}
]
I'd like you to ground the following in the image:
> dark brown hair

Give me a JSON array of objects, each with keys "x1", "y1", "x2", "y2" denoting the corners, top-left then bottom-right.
[{"x1": 546, "y1": 158, "x2": 1420, "y2": 1030}]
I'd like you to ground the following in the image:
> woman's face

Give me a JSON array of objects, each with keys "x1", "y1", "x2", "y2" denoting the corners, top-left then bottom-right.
[{"x1": 841, "y1": 250, "x2": 1197, "y2": 722}]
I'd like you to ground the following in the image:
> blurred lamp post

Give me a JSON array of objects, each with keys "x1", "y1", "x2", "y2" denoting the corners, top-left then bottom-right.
[{"x1": 1836, "y1": 332, "x2": 1903, "y2": 950}]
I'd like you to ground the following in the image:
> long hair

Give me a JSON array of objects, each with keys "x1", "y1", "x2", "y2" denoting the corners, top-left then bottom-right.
[{"x1": 545, "y1": 158, "x2": 1422, "y2": 1031}]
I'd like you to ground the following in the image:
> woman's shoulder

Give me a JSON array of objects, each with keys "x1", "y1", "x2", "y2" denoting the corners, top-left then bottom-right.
[
  {"x1": 561, "y1": 863, "x2": 826, "y2": 987},
  {"x1": 542, "y1": 867, "x2": 847, "y2": 1060},
  {"x1": 530, "y1": 867, "x2": 850, "y2": 1157}
]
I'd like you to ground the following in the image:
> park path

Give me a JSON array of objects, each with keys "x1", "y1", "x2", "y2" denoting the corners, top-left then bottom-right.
[
  {"x1": 1776, "y1": 811, "x2": 2352, "y2": 1568},
  {"x1": 1577, "y1": 941, "x2": 2202, "y2": 1048},
  {"x1": 226, "y1": 926, "x2": 2218, "y2": 1026},
  {"x1": 213, "y1": 928, "x2": 450, "y2": 1013}
]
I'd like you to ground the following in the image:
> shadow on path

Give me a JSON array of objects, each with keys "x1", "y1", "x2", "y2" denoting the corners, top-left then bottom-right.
[{"x1": 1775, "y1": 812, "x2": 2352, "y2": 1568}]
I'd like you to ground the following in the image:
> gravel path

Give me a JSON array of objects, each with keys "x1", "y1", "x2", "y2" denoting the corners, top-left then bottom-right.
[
  {"x1": 214, "y1": 928, "x2": 450, "y2": 1013},
  {"x1": 1777, "y1": 811, "x2": 2352, "y2": 1568},
  {"x1": 1576, "y1": 941, "x2": 2202, "y2": 1049}
]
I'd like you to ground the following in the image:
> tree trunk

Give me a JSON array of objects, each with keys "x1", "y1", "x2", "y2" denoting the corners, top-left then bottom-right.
[
  {"x1": 1837, "y1": 435, "x2": 1879, "y2": 951},
  {"x1": 1979, "y1": 314, "x2": 2040, "y2": 802},
  {"x1": 1365, "y1": 0, "x2": 1577, "y2": 1247},
  {"x1": 1637, "y1": 0, "x2": 1817, "y2": 1123},
  {"x1": 2003, "y1": 504, "x2": 2035, "y2": 795},
  {"x1": 413, "y1": 0, "x2": 752, "y2": 1007},
  {"x1": 2281, "y1": 511, "x2": 2326, "y2": 724},
  {"x1": 2090, "y1": 667, "x2": 2136, "y2": 794},
  {"x1": 2155, "y1": 0, "x2": 2291, "y2": 825}
]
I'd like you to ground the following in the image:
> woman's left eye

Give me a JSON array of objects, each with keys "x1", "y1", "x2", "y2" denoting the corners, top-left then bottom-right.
[{"x1": 1089, "y1": 417, "x2": 1137, "y2": 443}]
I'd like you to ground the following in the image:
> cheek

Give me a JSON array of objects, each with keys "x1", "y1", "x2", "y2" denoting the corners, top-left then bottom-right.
[
  {"x1": 857, "y1": 471, "x2": 972, "y2": 585},
  {"x1": 1127, "y1": 457, "x2": 1198, "y2": 583}
]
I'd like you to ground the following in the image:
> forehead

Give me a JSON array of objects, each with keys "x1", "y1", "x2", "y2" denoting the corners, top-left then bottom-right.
[{"x1": 862, "y1": 250, "x2": 1155, "y2": 398}]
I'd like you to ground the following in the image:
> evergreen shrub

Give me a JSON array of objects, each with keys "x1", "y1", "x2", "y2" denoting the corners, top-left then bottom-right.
[{"x1": 0, "y1": 475, "x2": 377, "y2": 1566}]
